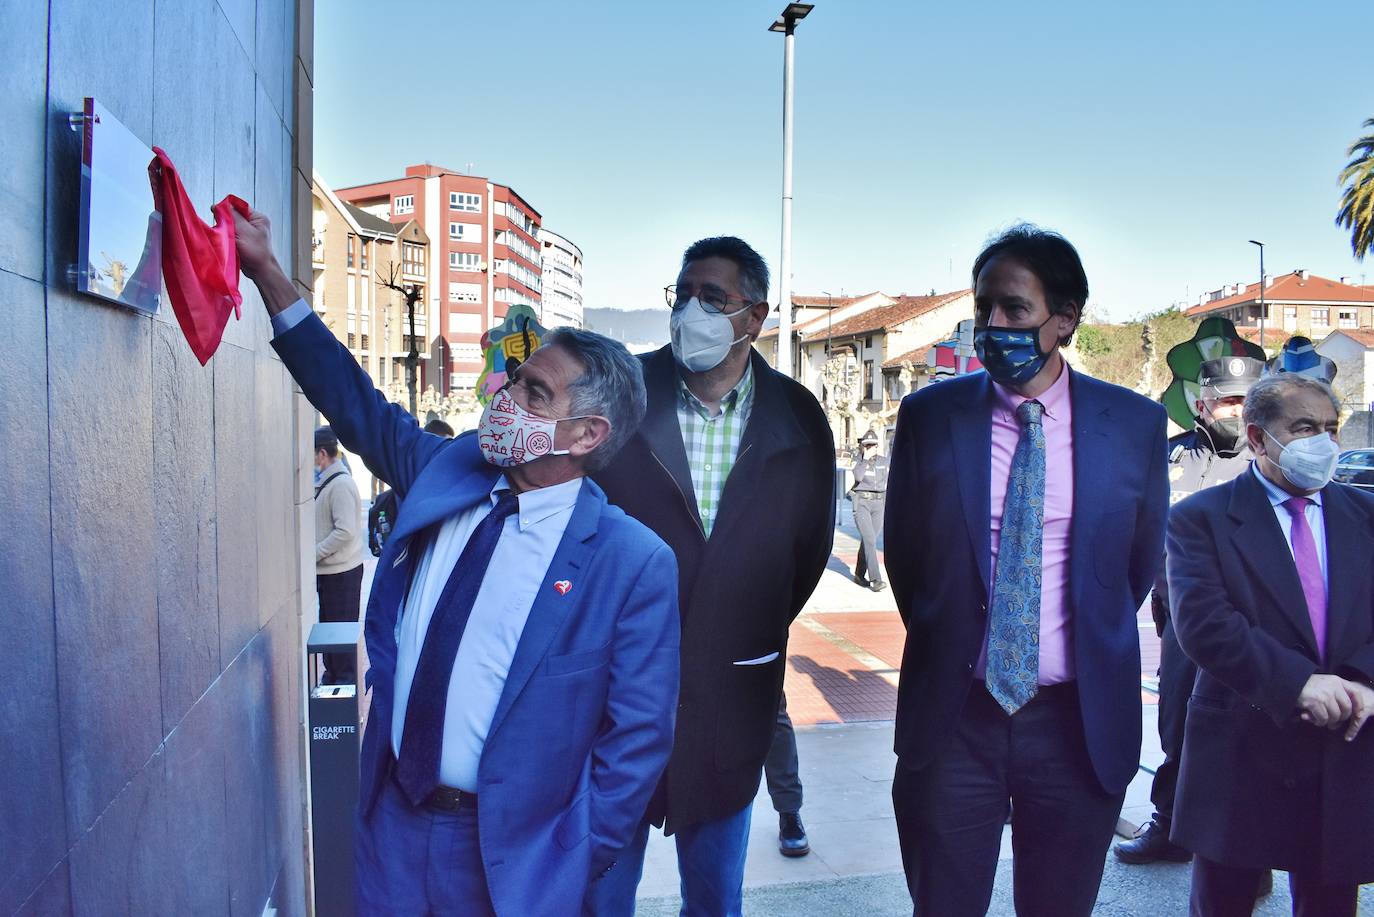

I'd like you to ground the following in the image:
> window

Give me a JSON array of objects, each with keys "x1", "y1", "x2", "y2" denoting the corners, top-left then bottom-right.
[
  {"x1": 452, "y1": 343, "x2": 482, "y2": 363},
  {"x1": 449, "y1": 312, "x2": 483, "y2": 335},
  {"x1": 360, "y1": 334, "x2": 369, "y2": 350},
  {"x1": 360, "y1": 284, "x2": 369, "y2": 314},
  {"x1": 393, "y1": 195, "x2": 414, "y2": 215},
  {"x1": 448, "y1": 282, "x2": 482, "y2": 303},
  {"x1": 1311, "y1": 308, "x2": 1330, "y2": 326},
  {"x1": 402, "y1": 241, "x2": 425, "y2": 275},
  {"x1": 1284, "y1": 306, "x2": 1298, "y2": 320},
  {"x1": 347, "y1": 332, "x2": 356, "y2": 349},
  {"x1": 1339, "y1": 310, "x2": 1357, "y2": 329},
  {"x1": 450, "y1": 192, "x2": 481, "y2": 212},
  {"x1": 450, "y1": 372, "x2": 478, "y2": 390},
  {"x1": 360, "y1": 239, "x2": 369, "y2": 270},
  {"x1": 450, "y1": 252, "x2": 482, "y2": 272},
  {"x1": 865, "y1": 360, "x2": 877, "y2": 400},
  {"x1": 346, "y1": 233, "x2": 355, "y2": 268},
  {"x1": 449, "y1": 222, "x2": 483, "y2": 243}
]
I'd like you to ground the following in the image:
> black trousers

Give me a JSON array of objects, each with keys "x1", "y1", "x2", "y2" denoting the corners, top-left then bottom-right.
[
  {"x1": 893, "y1": 682, "x2": 1124, "y2": 917},
  {"x1": 1150, "y1": 616, "x2": 1196, "y2": 827},
  {"x1": 1191, "y1": 856, "x2": 1357, "y2": 917},
  {"x1": 853, "y1": 495, "x2": 885, "y2": 585},
  {"x1": 317, "y1": 563, "x2": 364, "y2": 685},
  {"x1": 764, "y1": 692, "x2": 802, "y2": 814}
]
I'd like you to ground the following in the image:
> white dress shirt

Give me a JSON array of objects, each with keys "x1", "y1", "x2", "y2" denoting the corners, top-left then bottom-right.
[
  {"x1": 391, "y1": 475, "x2": 583, "y2": 792},
  {"x1": 1252, "y1": 464, "x2": 1328, "y2": 585}
]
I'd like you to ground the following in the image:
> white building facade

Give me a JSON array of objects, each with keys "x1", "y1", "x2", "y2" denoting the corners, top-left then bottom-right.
[{"x1": 538, "y1": 228, "x2": 584, "y2": 328}]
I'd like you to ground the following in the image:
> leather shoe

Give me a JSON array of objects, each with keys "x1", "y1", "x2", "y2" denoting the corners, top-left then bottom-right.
[
  {"x1": 869, "y1": 581, "x2": 887, "y2": 592},
  {"x1": 1113, "y1": 819, "x2": 1191, "y2": 864},
  {"x1": 853, "y1": 574, "x2": 870, "y2": 587},
  {"x1": 779, "y1": 812, "x2": 810, "y2": 857}
]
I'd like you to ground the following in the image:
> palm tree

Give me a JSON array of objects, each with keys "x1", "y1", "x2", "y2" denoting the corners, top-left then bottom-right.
[{"x1": 1336, "y1": 117, "x2": 1374, "y2": 260}]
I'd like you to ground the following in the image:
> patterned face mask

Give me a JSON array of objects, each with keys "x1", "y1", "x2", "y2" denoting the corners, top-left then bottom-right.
[
  {"x1": 477, "y1": 387, "x2": 602, "y2": 468},
  {"x1": 973, "y1": 316, "x2": 1055, "y2": 386}
]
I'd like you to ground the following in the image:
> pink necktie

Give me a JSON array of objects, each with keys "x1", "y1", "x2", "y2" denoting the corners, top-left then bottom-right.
[{"x1": 1283, "y1": 496, "x2": 1327, "y2": 660}]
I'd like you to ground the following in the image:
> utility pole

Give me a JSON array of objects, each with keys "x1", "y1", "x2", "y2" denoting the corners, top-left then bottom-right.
[{"x1": 769, "y1": 3, "x2": 814, "y2": 378}]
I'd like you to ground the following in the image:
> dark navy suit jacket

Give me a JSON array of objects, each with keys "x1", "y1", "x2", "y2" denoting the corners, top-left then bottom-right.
[
  {"x1": 273, "y1": 313, "x2": 680, "y2": 916},
  {"x1": 884, "y1": 368, "x2": 1169, "y2": 794},
  {"x1": 1169, "y1": 470, "x2": 1374, "y2": 884}
]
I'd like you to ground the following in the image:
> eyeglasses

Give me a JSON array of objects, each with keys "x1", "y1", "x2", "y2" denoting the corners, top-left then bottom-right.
[{"x1": 664, "y1": 285, "x2": 755, "y2": 314}]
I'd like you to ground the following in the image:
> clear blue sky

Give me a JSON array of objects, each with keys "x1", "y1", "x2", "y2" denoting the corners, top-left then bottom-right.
[{"x1": 314, "y1": 0, "x2": 1371, "y2": 321}]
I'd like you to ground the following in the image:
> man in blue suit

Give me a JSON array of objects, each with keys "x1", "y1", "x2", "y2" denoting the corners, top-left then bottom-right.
[
  {"x1": 885, "y1": 225, "x2": 1169, "y2": 915},
  {"x1": 234, "y1": 209, "x2": 680, "y2": 916}
]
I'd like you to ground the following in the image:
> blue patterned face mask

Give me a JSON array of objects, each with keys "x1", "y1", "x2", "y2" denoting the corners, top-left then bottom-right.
[{"x1": 974, "y1": 317, "x2": 1055, "y2": 386}]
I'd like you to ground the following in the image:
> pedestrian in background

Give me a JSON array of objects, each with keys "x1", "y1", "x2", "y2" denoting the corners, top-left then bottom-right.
[
  {"x1": 764, "y1": 692, "x2": 809, "y2": 857},
  {"x1": 850, "y1": 429, "x2": 888, "y2": 591},
  {"x1": 1116, "y1": 355, "x2": 1261, "y2": 868},
  {"x1": 314, "y1": 425, "x2": 365, "y2": 685}
]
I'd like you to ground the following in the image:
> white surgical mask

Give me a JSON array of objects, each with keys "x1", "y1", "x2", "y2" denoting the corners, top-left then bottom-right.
[
  {"x1": 670, "y1": 297, "x2": 750, "y2": 373},
  {"x1": 478, "y1": 388, "x2": 598, "y2": 468},
  {"x1": 1262, "y1": 428, "x2": 1340, "y2": 492}
]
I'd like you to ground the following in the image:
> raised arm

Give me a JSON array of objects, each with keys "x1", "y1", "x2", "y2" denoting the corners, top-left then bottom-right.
[{"x1": 234, "y1": 208, "x2": 446, "y2": 495}]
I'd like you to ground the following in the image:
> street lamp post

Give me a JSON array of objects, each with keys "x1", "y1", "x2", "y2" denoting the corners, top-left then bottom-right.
[
  {"x1": 1249, "y1": 239, "x2": 1266, "y2": 351},
  {"x1": 769, "y1": 3, "x2": 814, "y2": 380}
]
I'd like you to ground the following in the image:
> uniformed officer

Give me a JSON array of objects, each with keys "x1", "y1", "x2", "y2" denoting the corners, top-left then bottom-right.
[
  {"x1": 1116, "y1": 355, "x2": 1263, "y2": 865},
  {"x1": 850, "y1": 429, "x2": 889, "y2": 592}
]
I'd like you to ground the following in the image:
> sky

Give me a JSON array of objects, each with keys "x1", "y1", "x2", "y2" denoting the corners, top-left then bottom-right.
[{"x1": 314, "y1": 0, "x2": 1372, "y2": 322}]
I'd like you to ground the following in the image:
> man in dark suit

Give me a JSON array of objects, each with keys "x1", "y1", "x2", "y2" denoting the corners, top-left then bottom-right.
[
  {"x1": 885, "y1": 224, "x2": 1169, "y2": 915},
  {"x1": 233, "y1": 209, "x2": 681, "y2": 917},
  {"x1": 589, "y1": 236, "x2": 835, "y2": 915},
  {"x1": 1169, "y1": 373, "x2": 1374, "y2": 915}
]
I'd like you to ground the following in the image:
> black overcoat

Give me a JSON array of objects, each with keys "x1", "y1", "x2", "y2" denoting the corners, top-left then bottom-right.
[
  {"x1": 593, "y1": 345, "x2": 835, "y2": 833},
  {"x1": 1169, "y1": 470, "x2": 1374, "y2": 884}
]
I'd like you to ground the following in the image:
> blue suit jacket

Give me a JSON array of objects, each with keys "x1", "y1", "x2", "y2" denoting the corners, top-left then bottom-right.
[
  {"x1": 273, "y1": 314, "x2": 680, "y2": 915},
  {"x1": 884, "y1": 368, "x2": 1168, "y2": 794}
]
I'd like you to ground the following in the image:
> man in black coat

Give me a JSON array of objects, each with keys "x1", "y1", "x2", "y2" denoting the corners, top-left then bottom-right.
[
  {"x1": 1169, "y1": 373, "x2": 1374, "y2": 915},
  {"x1": 587, "y1": 236, "x2": 835, "y2": 916}
]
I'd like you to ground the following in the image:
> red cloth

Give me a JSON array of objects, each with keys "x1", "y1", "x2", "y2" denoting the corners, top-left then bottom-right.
[{"x1": 152, "y1": 147, "x2": 251, "y2": 365}]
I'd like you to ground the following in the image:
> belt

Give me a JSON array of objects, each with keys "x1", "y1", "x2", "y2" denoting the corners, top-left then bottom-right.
[
  {"x1": 389, "y1": 763, "x2": 479, "y2": 813},
  {"x1": 854, "y1": 490, "x2": 885, "y2": 499}
]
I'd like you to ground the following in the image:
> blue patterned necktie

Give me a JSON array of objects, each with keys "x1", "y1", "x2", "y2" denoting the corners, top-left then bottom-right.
[
  {"x1": 986, "y1": 400, "x2": 1045, "y2": 714},
  {"x1": 394, "y1": 490, "x2": 520, "y2": 805}
]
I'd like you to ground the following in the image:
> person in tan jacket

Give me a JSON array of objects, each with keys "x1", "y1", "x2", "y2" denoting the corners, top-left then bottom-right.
[{"x1": 315, "y1": 425, "x2": 364, "y2": 684}]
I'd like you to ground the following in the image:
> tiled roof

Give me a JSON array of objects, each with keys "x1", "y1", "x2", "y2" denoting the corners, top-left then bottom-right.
[
  {"x1": 791, "y1": 292, "x2": 879, "y2": 308},
  {"x1": 343, "y1": 202, "x2": 399, "y2": 237},
  {"x1": 1323, "y1": 328, "x2": 1374, "y2": 349},
  {"x1": 1186, "y1": 272, "x2": 1374, "y2": 317},
  {"x1": 809, "y1": 290, "x2": 972, "y2": 342},
  {"x1": 1235, "y1": 326, "x2": 1294, "y2": 347},
  {"x1": 883, "y1": 339, "x2": 946, "y2": 368}
]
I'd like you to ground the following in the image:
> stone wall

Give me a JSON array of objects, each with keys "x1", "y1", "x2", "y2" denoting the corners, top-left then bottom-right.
[{"x1": 1, "y1": 1, "x2": 314, "y2": 914}]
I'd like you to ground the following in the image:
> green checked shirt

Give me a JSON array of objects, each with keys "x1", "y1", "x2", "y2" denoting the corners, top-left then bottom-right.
[{"x1": 676, "y1": 363, "x2": 755, "y2": 536}]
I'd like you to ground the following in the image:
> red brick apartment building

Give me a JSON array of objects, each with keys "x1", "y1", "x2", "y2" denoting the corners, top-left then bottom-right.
[{"x1": 337, "y1": 164, "x2": 543, "y2": 393}]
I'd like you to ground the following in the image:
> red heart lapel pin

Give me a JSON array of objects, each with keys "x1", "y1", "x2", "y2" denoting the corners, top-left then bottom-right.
[{"x1": 554, "y1": 580, "x2": 573, "y2": 596}]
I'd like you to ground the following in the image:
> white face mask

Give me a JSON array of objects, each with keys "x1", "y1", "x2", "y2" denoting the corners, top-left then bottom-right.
[
  {"x1": 478, "y1": 388, "x2": 599, "y2": 468},
  {"x1": 670, "y1": 297, "x2": 750, "y2": 373},
  {"x1": 1263, "y1": 428, "x2": 1340, "y2": 492}
]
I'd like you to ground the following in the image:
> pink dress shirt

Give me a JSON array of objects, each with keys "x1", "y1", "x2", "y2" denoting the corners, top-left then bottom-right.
[{"x1": 976, "y1": 363, "x2": 1076, "y2": 684}]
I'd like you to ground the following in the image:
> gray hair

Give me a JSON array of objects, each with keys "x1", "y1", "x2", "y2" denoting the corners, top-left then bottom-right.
[
  {"x1": 681, "y1": 236, "x2": 770, "y2": 304},
  {"x1": 1242, "y1": 374, "x2": 1341, "y2": 431},
  {"x1": 543, "y1": 327, "x2": 647, "y2": 472}
]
